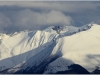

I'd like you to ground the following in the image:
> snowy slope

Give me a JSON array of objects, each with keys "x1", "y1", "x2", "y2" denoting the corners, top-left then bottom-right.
[
  {"x1": 2, "y1": 40, "x2": 57, "y2": 74},
  {"x1": 0, "y1": 29, "x2": 57, "y2": 71},
  {"x1": 0, "y1": 23, "x2": 100, "y2": 74},
  {"x1": 44, "y1": 24, "x2": 100, "y2": 73},
  {"x1": 0, "y1": 25, "x2": 77, "y2": 71}
]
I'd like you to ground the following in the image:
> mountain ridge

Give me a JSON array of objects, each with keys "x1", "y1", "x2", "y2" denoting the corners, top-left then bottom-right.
[{"x1": 0, "y1": 23, "x2": 100, "y2": 74}]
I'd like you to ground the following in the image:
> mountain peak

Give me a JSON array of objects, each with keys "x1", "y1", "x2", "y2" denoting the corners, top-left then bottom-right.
[{"x1": 43, "y1": 23, "x2": 100, "y2": 38}]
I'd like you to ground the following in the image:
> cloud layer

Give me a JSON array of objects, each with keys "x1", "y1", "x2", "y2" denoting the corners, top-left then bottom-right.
[
  {"x1": 0, "y1": 1, "x2": 100, "y2": 33},
  {"x1": 0, "y1": 1, "x2": 100, "y2": 13},
  {"x1": 0, "y1": 12, "x2": 12, "y2": 33},
  {"x1": 0, "y1": 9, "x2": 73, "y2": 33}
]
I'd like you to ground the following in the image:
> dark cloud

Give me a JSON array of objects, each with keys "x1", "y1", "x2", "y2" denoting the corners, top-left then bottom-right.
[{"x1": 0, "y1": 1, "x2": 100, "y2": 33}]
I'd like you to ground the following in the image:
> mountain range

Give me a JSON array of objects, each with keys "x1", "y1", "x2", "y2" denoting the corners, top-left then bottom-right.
[{"x1": 0, "y1": 23, "x2": 100, "y2": 74}]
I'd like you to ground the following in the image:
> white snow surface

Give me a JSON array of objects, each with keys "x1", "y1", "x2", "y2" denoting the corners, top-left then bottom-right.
[
  {"x1": 44, "y1": 24, "x2": 100, "y2": 73},
  {"x1": 0, "y1": 29, "x2": 57, "y2": 71},
  {"x1": 0, "y1": 23, "x2": 100, "y2": 73}
]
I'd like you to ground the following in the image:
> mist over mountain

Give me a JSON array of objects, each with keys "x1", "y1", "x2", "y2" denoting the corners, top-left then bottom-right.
[{"x1": 0, "y1": 1, "x2": 100, "y2": 74}]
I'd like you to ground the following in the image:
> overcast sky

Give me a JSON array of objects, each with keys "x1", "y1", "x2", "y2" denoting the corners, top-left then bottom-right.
[{"x1": 0, "y1": 1, "x2": 100, "y2": 33}]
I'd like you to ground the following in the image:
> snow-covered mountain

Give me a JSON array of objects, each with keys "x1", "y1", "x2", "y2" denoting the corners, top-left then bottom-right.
[{"x1": 0, "y1": 23, "x2": 100, "y2": 74}]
